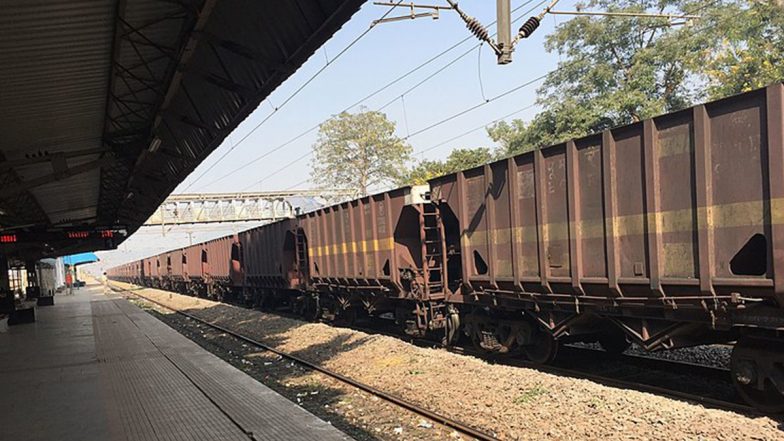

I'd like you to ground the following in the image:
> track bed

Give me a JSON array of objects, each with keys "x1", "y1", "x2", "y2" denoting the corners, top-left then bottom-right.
[{"x1": 111, "y1": 281, "x2": 784, "y2": 440}]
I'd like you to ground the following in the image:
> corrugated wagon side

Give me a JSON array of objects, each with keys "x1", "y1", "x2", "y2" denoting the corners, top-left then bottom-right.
[
  {"x1": 298, "y1": 186, "x2": 454, "y2": 335},
  {"x1": 239, "y1": 219, "x2": 299, "y2": 304},
  {"x1": 431, "y1": 83, "x2": 784, "y2": 408},
  {"x1": 183, "y1": 243, "x2": 204, "y2": 294},
  {"x1": 162, "y1": 248, "x2": 186, "y2": 292},
  {"x1": 201, "y1": 234, "x2": 242, "y2": 300},
  {"x1": 142, "y1": 256, "x2": 158, "y2": 287}
]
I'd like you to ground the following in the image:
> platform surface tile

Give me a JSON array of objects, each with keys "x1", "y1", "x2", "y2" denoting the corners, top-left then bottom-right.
[{"x1": 0, "y1": 286, "x2": 350, "y2": 441}]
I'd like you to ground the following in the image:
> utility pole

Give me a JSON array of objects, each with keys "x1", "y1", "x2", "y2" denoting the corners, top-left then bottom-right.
[{"x1": 496, "y1": 0, "x2": 512, "y2": 64}]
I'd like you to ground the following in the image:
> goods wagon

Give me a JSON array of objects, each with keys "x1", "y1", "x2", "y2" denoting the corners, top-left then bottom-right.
[
  {"x1": 126, "y1": 262, "x2": 138, "y2": 283},
  {"x1": 201, "y1": 234, "x2": 242, "y2": 299},
  {"x1": 106, "y1": 266, "x2": 118, "y2": 280},
  {"x1": 299, "y1": 185, "x2": 454, "y2": 335},
  {"x1": 183, "y1": 243, "x2": 204, "y2": 292},
  {"x1": 239, "y1": 218, "x2": 300, "y2": 307},
  {"x1": 113, "y1": 263, "x2": 127, "y2": 281},
  {"x1": 109, "y1": 260, "x2": 141, "y2": 284},
  {"x1": 134, "y1": 259, "x2": 144, "y2": 284},
  {"x1": 143, "y1": 256, "x2": 159, "y2": 286},
  {"x1": 108, "y1": 83, "x2": 784, "y2": 412},
  {"x1": 430, "y1": 83, "x2": 784, "y2": 407},
  {"x1": 162, "y1": 249, "x2": 185, "y2": 291}
]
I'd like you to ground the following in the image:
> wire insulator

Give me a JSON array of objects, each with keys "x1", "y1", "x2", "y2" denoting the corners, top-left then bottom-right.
[
  {"x1": 464, "y1": 15, "x2": 491, "y2": 43},
  {"x1": 517, "y1": 16, "x2": 541, "y2": 39}
]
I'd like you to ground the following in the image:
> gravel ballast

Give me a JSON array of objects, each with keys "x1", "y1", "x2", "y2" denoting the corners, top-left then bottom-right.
[{"x1": 112, "y1": 282, "x2": 784, "y2": 440}]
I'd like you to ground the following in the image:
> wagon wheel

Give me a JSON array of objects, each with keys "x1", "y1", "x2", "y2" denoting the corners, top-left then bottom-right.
[
  {"x1": 731, "y1": 338, "x2": 784, "y2": 413},
  {"x1": 524, "y1": 331, "x2": 559, "y2": 364},
  {"x1": 442, "y1": 308, "x2": 461, "y2": 347},
  {"x1": 466, "y1": 309, "x2": 519, "y2": 355},
  {"x1": 469, "y1": 323, "x2": 516, "y2": 354},
  {"x1": 257, "y1": 291, "x2": 276, "y2": 312},
  {"x1": 300, "y1": 294, "x2": 321, "y2": 322},
  {"x1": 335, "y1": 306, "x2": 357, "y2": 327}
]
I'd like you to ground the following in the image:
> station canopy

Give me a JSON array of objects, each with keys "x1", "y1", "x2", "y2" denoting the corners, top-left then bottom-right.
[{"x1": 0, "y1": 0, "x2": 364, "y2": 260}]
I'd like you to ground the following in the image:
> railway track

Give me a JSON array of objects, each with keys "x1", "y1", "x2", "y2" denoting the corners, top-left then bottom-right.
[
  {"x1": 114, "y1": 284, "x2": 760, "y2": 419},
  {"x1": 345, "y1": 324, "x2": 754, "y2": 415},
  {"x1": 112, "y1": 286, "x2": 499, "y2": 441},
  {"x1": 474, "y1": 347, "x2": 751, "y2": 414}
]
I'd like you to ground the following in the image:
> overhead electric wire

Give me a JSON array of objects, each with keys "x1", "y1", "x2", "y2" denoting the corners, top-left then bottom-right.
[
  {"x1": 414, "y1": 102, "x2": 538, "y2": 157},
  {"x1": 233, "y1": 0, "x2": 547, "y2": 191},
  {"x1": 198, "y1": 0, "x2": 730, "y2": 194},
  {"x1": 405, "y1": 0, "x2": 730, "y2": 149},
  {"x1": 193, "y1": 0, "x2": 542, "y2": 191},
  {"x1": 259, "y1": 103, "x2": 540, "y2": 191},
  {"x1": 241, "y1": 150, "x2": 312, "y2": 191},
  {"x1": 282, "y1": 177, "x2": 312, "y2": 191},
  {"x1": 478, "y1": 43, "x2": 489, "y2": 101},
  {"x1": 377, "y1": 0, "x2": 547, "y2": 112},
  {"x1": 196, "y1": 37, "x2": 477, "y2": 191},
  {"x1": 180, "y1": 0, "x2": 406, "y2": 193},
  {"x1": 277, "y1": 1, "x2": 734, "y2": 192},
  {"x1": 404, "y1": 73, "x2": 546, "y2": 140},
  {"x1": 245, "y1": 75, "x2": 546, "y2": 191}
]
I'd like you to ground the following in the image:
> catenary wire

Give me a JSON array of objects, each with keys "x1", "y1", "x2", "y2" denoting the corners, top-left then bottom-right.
[
  {"x1": 235, "y1": 0, "x2": 548, "y2": 191},
  {"x1": 253, "y1": 81, "x2": 544, "y2": 192},
  {"x1": 193, "y1": 0, "x2": 542, "y2": 190},
  {"x1": 180, "y1": 0, "x2": 406, "y2": 192},
  {"x1": 283, "y1": 1, "x2": 737, "y2": 190},
  {"x1": 198, "y1": 0, "x2": 732, "y2": 193},
  {"x1": 403, "y1": 73, "x2": 546, "y2": 140},
  {"x1": 414, "y1": 102, "x2": 538, "y2": 157}
]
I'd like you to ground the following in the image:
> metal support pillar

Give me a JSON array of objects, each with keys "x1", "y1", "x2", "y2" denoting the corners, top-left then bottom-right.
[
  {"x1": 25, "y1": 260, "x2": 40, "y2": 299},
  {"x1": 0, "y1": 254, "x2": 12, "y2": 313},
  {"x1": 496, "y1": 0, "x2": 512, "y2": 64}
]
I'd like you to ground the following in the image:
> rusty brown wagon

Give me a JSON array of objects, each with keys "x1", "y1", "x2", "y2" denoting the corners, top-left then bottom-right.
[
  {"x1": 163, "y1": 248, "x2": 186, "y2": 292},
  {"x1": 430, "y1": 82, "x2": 784, "y2": 410},
  {"x1": 109, "y1": 83, "x2": 784, "y2": 412},
  {"x1": 200, "y1": 234, "x2": 242, "y2": 300},
  {"x1": 238, "y1": 218, "x2": 301, "y2": 308},
  {"x1": 298, "y1": 185, "x2": 454, "y2": 335}
]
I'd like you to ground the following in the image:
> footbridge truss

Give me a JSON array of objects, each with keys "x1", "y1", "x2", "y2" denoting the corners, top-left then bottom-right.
[{"x1": 143, "y1": 190, "x2": 354, "y2": 226}]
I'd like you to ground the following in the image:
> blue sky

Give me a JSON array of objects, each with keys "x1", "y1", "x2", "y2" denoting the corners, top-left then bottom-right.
[
  {"x1": 174, "y1": 0, "x2": 565, "y2": 194},
  {"x1": 90, "y1": 0, "x2": 569, "y2": 271}
]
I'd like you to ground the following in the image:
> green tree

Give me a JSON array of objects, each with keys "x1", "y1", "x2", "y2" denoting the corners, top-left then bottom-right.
[
  {"x1": 488, "y1": 0, "x2": 784, "y2": 157},
  {"x1": 403, "y1": 159, "x2": 449, "y2": 185},
  {"x1": 703, "y1": 1, "x2": 784, "y2": 97},
  {"x1": 311, "y1": 110, "x2": 411, "y2": 197},
  {"x1": 400, "y1": 147, "x2": 494, "y2": 185}
]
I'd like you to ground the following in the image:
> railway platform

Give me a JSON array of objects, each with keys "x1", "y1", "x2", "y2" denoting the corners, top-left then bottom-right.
[{"x1": 0, "y1": 284, "x2": 349, "y2": 441}]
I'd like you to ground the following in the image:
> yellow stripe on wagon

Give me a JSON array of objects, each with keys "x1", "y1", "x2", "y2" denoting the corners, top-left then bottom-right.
[
  {"x1": 458, "y1": 198, "x2": 784, "y2": 247},
  {"x1": 309, "y1": 237, "x2": 395, "y2": 256}
]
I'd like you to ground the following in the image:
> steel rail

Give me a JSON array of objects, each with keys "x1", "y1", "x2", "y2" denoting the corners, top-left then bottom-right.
[
  {"x1": 112, "y1": 283, "x2": 760, "y2": 417},
  {"x1": 396, "y1": 336, "x2": 753, "y2": 415},
  {"x1": 113, "y1": 286, "x2": 499, "y2": 441},
  {"x1": 335, "y1": 325, "x2": 755, "y2": 415}
]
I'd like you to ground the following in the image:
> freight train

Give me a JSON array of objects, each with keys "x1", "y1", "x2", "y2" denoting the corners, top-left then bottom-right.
[{"x1": 109, "y1": 83, "x2": 784, "y2": 412}]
